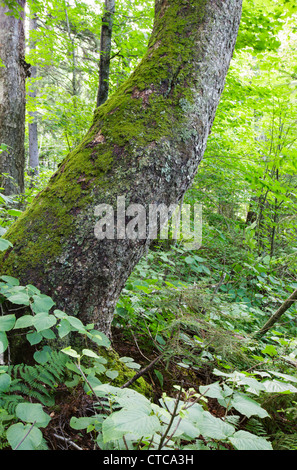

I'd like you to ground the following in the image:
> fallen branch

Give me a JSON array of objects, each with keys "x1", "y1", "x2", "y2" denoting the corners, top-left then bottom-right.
[
  {"x1": 121, "y1": 353, "x2": 164, "y2": 389},
  {"x1": 254, "y1": 288, "x2": 297, "y2": 339}
]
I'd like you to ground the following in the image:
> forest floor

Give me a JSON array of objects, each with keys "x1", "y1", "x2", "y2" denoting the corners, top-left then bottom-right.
[{"x1": 42, "y1": 326, "x2": 224, "y2": 451}]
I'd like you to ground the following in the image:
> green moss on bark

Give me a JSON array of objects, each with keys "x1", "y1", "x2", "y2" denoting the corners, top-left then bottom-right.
[{"x1": 0, "y1": 1, "x2": 208, "y2": 279}]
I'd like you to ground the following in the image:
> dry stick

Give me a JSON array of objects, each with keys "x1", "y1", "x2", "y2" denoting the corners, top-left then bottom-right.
[
  {"x1": 120, "y1": 353, "x2": 164, "y2": 389},
  {"x1": 254, "y1": 288, "x2": 297, "y2": 339},
  {"x1": 53, "y1": 433, "x2": 83, "y2": 451},
  {"x1": 158, "y1": 381, "x2": 184, "y2": 450}
]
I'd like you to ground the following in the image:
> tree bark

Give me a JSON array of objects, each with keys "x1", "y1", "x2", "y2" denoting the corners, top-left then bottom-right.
[
  {"x1": 28, "y1": 11, "x2": 39, "y2": 176},
  {"x1": 0, "y1": 0, "x2": 243, "y2": 336},
  {"x1": 96, "y1": 0, "x2": 115, "y2": 107},
  {"x1": 0, "y1": 0, "x2": 27, "y2": 194}
]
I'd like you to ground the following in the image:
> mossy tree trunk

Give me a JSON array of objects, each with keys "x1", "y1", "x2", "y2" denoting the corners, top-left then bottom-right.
[
  {"x1": 1, "y1": 0, "x2": 243, "y2": 335},
  {"x1": 0, "y1": 0, "x2": 27, "y2": 194}
]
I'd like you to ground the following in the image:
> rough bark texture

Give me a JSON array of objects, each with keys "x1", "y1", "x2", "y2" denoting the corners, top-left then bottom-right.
[
  {"x1": 96, "y1": 0, "x2": 115, "y2": 107},
  {"x1": 0, "y1": 0, "x2": 243, "y2": 335},
  {"x1": 28, "y1": 13, "x2": 39, "y2": 174},
  {"x1": 0, "y1": 0, "x2": 26, "y2": 194}
]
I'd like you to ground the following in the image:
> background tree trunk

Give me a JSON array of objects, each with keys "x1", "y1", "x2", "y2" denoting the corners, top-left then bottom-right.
[
  {"x1": 96, "y1": 0, "x2": 115, "y2": 107},
  {"x1": 0, "y1": 0, "x2": 243, "y2": 336},
  {"x1": 28, "y1": 11, "x2": 39, "y2": 176},
  {"x1": 0, "y1": 0, "x2": 27, "y2": 194}
]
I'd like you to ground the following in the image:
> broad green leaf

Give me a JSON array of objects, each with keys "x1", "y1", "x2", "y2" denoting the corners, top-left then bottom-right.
[
  {"x1": 105, "y1": 369, "x2": 119, "y2": 380},
  {"x1": 66, "y1": 315, "x2": 85, "y2": 331},
  {"x1": 102, "y1": 408, "x2": 161, "y2": 443},
  {"x1": 34, "y1": 346, "x2": 52, "y2": 364},
  {"x1": 70, "y1": 416, "x2": 103, "y2": 430},
  {"x1": 32, "y1": 313, "x2": 57, "y2": 332},
  {"x1": 199, "y1": 382, "x2": 226, "y2": 400},
  {"x1": 61, "y1": 347, "x2": 81, "y2": 359},
  {"x1": 0, "y1": 314, "x2": 15, "y2": 331},
  {"x1": 82, "y1": 349, "x2": 101, "y2": 359},
  {"x1": 268, "y1": 371, "x2": 297, "y2": 384},
  {"x1": 262, "y1": 380, "x2": 297, "y2": 393},
  {"x1": 0, "y1": 238, "x2": 12, "y2": 252},
  {"x1": 41, "y1": 328, "x2": 56, "y2": 339},
  {"x1": 0, "y1": 373, "x2": 11, "y2": 392},
  {"x1": 15, "y1": 403, "x2": 51, "y2": 428},
  {"x1": 0, "y1": 332, "x2": 8, "y2": 354},
  {"x1": 230, "y1": 430, "x2": 273, "y2": 450},
  {"x1": 0, "y1": 275, "x2": 19, "y2": 286},
  {"x1": 195, "y1": 411, "x2": 235, "y2": 440},
  {"x1": 229, "y1": 392, "x2": 269, "y2": 418},
  {"x1": 7, "y1": 292, "x2": 30, "y2": 306},
  {"x1": 88, "y1": 330, "x2": 111, "y2": 348},
  {"x1": 6, "y1": 209, "x2": 23, "y2": 217},
  {"x1": 57, "y1": 319, "x2": 72, "y2": 338},
  {"x1": 26, "y1": 331, "x2": 43, "y2": 345},
  {"x1": 14, "y1": 315, "x2": 34, "y2": 329},
  {"x1": 113, "y1": 388, "x2": 152, "y2": 412},
  {"x1": 6, "y1": 423, "x2": 43, "y2": 450},
  {"x1": 31, "y1": 294, "x2": 55, "y2": 314}
]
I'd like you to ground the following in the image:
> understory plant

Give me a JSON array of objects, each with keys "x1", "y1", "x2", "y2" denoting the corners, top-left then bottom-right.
[{"x1": 1, "y1": 237, "x2": 297, "y2": 450}]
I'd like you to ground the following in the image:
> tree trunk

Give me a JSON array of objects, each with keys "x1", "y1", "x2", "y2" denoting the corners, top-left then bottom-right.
[
  {"x1": 28, "y1": 12, "x2": 39, "y2": 176},
  {"x1": 0, "y1": 0, "x2": 27, "y2": 194},
  {"x1": 0, "y1": 0, "x2": 243, "y2": 336},
  {"x1": 96, "y1": 0, "x2": 115, "y2": 107}
]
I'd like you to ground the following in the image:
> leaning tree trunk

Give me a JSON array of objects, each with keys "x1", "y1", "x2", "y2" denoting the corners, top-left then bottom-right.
[
  {"x1": 0, "y1": 0, "x2": 242, "y2": 335},
  {"x1": 0, "y1": 0, "x2": 27, "y2": 194}
]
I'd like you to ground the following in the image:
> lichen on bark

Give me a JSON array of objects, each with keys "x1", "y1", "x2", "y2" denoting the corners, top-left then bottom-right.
[{"x1": 0, "y1": 0, "x2": 243, "y2": 336}]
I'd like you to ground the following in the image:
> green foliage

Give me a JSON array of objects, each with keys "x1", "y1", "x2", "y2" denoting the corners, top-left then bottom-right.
[{"x1": 1, "y1": 0, "x2": 297, "y2": 452}]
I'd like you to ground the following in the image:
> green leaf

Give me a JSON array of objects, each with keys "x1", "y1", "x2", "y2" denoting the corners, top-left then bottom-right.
[
  {"x1": 32, "y1": 313, "x2": 57, "y2": 332},
  {"x1": 7, "y1": 292, "x2": 30, "y2": 306},
  {"x1": 0, "y1": 332, "x2": 8, "y2": 354},
  {"x1": 194, "y1": 411, "x2": 235, "y2": 440},
  {"x1": 57, "y1": 319, "x2": 72, "y2": 338},
  {"x1": 82, "y1": 349, "x2": 101, "y2": 359},
  {"x1": 0, "y1": 373, "x2": 11, "y2": 392},
  {"x1": 6, "y1": 209, "x2": 23, "y2": 217},
  {"x1": 105, "y1": 369, "x2": 119, "y2": 380},
  {"x1": 0, "y1": 275, "x2": 19, "y2": 286},
  {"x1": 31, "y1": 294, "x2": 55, "y2": 314},
  {"x1": 61, "y1": 347, "x2": 81, "y2": 359},
  {"x1": 0, "y1": 238, "x2": 12, "y2": 252},
  {"x1": 261, "y1": 345, "x2": 278, "y2": 357},
  {"x1": 34, "y1": 346, "x2": 52, "y2": 364},
  {"x1": 229, "y1": 393, "x2": 269, "y2": 418},
  {"x1": 88, "y1": 330, "x2": 111, "y2": 348},
  {"x1": 14, "y1": 315, "x2": 34, "y2": 329},
  {"x1": 6, "y1": 423, "x2": 43, "y2": 450},
  {"x1": 262, "y1": 380, "x2": 297, "y2": 393},
  {"x1": 15, "y1": 403, "x2": 51, "y2": 428},
  {"x1": 229, "y1": 430, "x2": 273, "y2": 450},
  {"x1": 66, "y1": 316, "x2": 86, "y2": 331},
  {"x1": 70, "y1": 416, "x2": 103, "y2": 430},
  {"x1": 0, "y1": 314, "x2": 15, "y2": 331},
  {"x1": 41, "y1": 328, "x2": 56, "y2": 339},
  {"x1": 26, "y1": 331, "x2": 43, "y2": 346},
  {"x1": 102, "y1": 408, "x2": 161, "y2": 443}
]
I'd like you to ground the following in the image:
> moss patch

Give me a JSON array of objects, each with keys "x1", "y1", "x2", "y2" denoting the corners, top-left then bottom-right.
[{"x1": 97, "y1": 347, "x2": 153, "y2": 398}]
